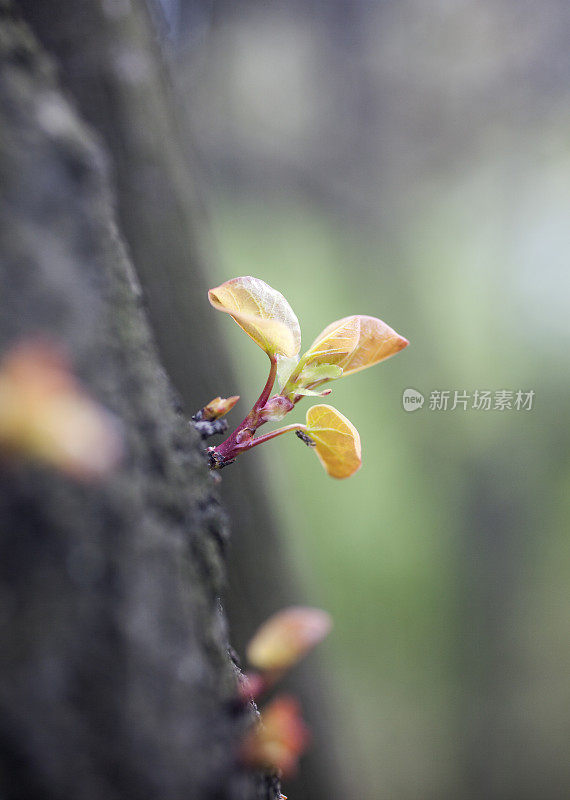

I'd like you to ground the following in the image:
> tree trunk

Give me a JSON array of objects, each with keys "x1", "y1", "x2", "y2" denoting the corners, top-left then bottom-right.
[
  {"x1": 15, "y1": 3, "x2": 352, "y2": 799},
  {"x1": 0, "y1": 3, "x2": 275, "y2": 798},
  {"x1": 0, "y1": 0, "x2": 356, "y2": 800}
]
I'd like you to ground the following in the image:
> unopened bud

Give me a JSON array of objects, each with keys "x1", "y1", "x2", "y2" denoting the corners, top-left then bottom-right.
[
  {"x1": 200, "y1": 395, "x2": 240, "y2": 421},
  {"x1": 260, "y1": 396, "x2": 294, "y2": 423}
]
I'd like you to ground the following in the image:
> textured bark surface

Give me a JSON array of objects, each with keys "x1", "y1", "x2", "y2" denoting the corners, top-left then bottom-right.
[{"x1": 0, "y1": 4, "x2": 277, "y2": 798}]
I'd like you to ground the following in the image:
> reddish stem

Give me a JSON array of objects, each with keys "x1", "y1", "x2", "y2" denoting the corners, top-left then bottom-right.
[
  {"x1": 253, "y1": 356, "x2": 278, "y2": 414},
  {"x1": 214, "y1": 357, "x2": 277, "y2": 461},
  {"x1": 245, "y1": 423, "x2": 305, "y2": 450}
]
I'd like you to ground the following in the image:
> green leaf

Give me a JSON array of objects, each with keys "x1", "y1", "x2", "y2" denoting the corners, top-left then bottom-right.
[
  {"x1": 297, "y1": 363, "x2": 343, "y2": 384},
  {"x1": 276, "y1": 355, "x2": 299, "y2": 390},
  {"x1": 294, "y1": 387, "x2": 332, "y2": 397}
]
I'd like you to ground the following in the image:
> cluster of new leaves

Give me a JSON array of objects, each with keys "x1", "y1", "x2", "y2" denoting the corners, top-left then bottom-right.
[
  {"x1": 205, "y1": 276, "x2": 408, "y2": 478},
  {"x1": 240, "y1": 607, "x2": 332, "y2": 779}
]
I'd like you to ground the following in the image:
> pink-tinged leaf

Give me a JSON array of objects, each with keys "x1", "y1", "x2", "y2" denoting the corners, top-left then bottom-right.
[
  {"x1": 0, "y1": 339, "x2": 122, "y2": 480},
  {"x1": 246, "y1": 607, "x2": 332, "y2": 672},
  {"x1": 208, "y1": 277, "x2": 301, "y2": 358},
  {"x1": 331, "y1": 315, "x2": 409, "y2": 376},
  {"x1": 240, "y1": 696, "x2": 311, "y2": 778}
]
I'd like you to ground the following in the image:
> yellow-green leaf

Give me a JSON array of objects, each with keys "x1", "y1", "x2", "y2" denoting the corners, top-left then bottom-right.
[
  {"x1": 305, "y1": 404, "x2": 362, "y2": 479},
  {"x1": 294, "y1": 387, "x2": 331, "y2": 397},
  {"x1": 246, "y1": 607, "x2": 332, "y2": 672},
  {"x1": 296, "y1": 363, "x2": 343, "y2": 385},
  {"x1": 302, "y1": 315, "x2": 360, "y2": 367},
  {"x1": 208, "y1": 277, "x2": 301, "y2": 358},
  {"x1": 276, "y1": 354, "x2": 298, "y2": 390},
  {"x1": 322, "y1": 315, "x2": 408, "y2": 376}
]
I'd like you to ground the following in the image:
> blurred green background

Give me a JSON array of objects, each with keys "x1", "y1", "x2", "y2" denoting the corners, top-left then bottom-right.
[{"x1": 161, "y1": 1, "x2": 569, "y2": 797}]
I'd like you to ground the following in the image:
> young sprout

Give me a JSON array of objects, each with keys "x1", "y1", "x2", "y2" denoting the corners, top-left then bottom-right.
[
  {"x1": 240, "y1": 695, "x2": 311, "y2": 779},
  {"x1": 192, "y1": 395, "x2": 240, "y2": 439},
  {"x1": 0, "y1": 339, "x2": 122, "y2": 480},
  {"x1": 242, "y1": 606, "x2": 332, "y2": 700},
  {"x1": 247, "y1": 607, "x2": 332, "y2": 673},
  {"x1": 199, "y1": 395, "x2": 240, "y2": 421},
  {"x1": 205, "y1": 276, "x2": 408, "y2": 478}
]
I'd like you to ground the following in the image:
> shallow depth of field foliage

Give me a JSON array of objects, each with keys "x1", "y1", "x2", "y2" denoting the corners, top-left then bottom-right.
[
  {"x1": 209, "y1": 194, "x2": 568, "y2": 798},
  {"x1": 175, "y1": 2, "x2": 570, "y2": 797}
]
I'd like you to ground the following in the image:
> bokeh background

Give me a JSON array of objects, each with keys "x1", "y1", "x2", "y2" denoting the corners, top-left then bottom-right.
[{"x1": 158, "y1": 2, "x2": 569, "y2": 798}]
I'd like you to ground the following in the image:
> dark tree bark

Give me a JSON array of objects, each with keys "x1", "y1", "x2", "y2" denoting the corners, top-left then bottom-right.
[{"x1": 0, "y1": 4, "x2": 277, "y2": 798}]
